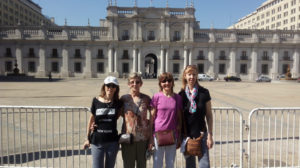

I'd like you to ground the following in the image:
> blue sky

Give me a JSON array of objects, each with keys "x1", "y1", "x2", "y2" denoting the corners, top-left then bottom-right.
[{"x1": 32, "y1": 0, "x2": 266, "y2": 28}]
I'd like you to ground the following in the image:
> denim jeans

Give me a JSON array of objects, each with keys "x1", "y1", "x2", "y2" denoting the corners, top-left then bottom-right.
[
  {"x1": 185, "y1": 133, "x2": 210, "y2": 168},
  {"x1": 153, "y1": 137, "x2": 177, "y2": 168},
  {"x1": 91, "y1": 142, "x2": 119, "y2": 168}
]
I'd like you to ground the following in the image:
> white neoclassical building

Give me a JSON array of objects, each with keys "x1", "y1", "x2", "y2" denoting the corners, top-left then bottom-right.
[{"x1": 0, "y1": 3, "x2": 300, "y2": 81}]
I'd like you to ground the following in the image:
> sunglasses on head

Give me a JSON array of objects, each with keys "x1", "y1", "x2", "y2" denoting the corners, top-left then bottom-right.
[
  {"x1": 105, "y1": 84, "x2": 117, "y2": 88},
  {"x1": 161, "y1": 79, "x2": 172, "y2": 83}
]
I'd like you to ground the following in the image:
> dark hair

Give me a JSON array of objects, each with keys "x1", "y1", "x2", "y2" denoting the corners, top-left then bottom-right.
[
  {"x1": 158, "y1": 72, "x2": 174, "y2": 92},
  {"x1": 182, "y1": 65, "x2": 200, "y2": 89},
  {"x1": 99, "y1": 84, "x2": 120, "y2": 103}
]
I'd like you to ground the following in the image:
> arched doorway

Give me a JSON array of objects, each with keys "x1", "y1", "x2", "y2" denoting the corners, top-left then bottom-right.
[{"x1": 144, "y1": 54, "x2": 157, "y2": 78}]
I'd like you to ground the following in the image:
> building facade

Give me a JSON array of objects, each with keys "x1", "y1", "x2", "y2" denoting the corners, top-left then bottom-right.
[
  {"x1": 229, "y1": 0, "x2": 300, "y2": 30},
  {"x1": 0, "y1": 0, "x2": 53, "y2": 26},
  {"x1": 0, "y1": 4, "x2": 300, "y2": 81}
]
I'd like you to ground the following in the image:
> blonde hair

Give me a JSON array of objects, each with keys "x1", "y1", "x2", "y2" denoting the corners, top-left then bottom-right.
[
  {"x1": 158, "y1": 72, "x2": 175, "y2": 92},
  {"x1": 127, "y1": 73, "x2": 143, "y2": 85},
  {"x1": 182, "y1": 65, "x2": 200, "y2": 89}
]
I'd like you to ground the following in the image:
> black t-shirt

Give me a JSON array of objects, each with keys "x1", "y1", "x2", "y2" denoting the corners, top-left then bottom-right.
[
  {"x1": 90, "y1": 97, "x2": 121, "y2": 144},
  {"x1": 179, "y1": 85, "x2": 211, "y2": 138}
]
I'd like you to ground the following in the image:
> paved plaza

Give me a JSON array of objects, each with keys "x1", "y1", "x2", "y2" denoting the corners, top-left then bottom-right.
[{"x1": 0, "y1": 78, "x2": 299, "y2": 115}]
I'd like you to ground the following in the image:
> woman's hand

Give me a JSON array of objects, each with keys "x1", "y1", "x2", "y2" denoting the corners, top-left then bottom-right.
[
  {"x1": 206, "y1": 133, "x2": 214, "y2": 149},
  {"x1": 83, "y1": 140, "x2": 90, "y2": 150},
  {"x1": 148, "y1": 137, "x2": 154, "y2": 150}
]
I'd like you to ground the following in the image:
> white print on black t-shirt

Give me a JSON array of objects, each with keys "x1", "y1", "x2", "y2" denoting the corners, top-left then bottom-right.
[
  {"x1": 96, "y1": 108, "x2": 115, "y2": 116},
  {"x1": 99, "y1": 119, "x2": 112, "y2": 122},
  {"x1": 97, "y1": 129, "x2": 113, "y2": 133}
]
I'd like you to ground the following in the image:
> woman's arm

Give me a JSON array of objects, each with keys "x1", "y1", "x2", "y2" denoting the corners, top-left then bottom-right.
[
  {"x1": 148, "y1": 107, "x2": 156, "y2": 150},
  {"x1": 83, "y1": 114, "x2": 95, "y2": 149},
  {"x1": 205, "y1": 100, "x2": 214, "y2": 149}
]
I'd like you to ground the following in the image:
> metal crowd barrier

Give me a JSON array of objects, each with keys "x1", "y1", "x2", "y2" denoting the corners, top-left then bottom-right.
[
  {"x1": 1, "y1": 106, "x2": 300, "y2": 168},
  {"x1": 247, "y1": 107, "x2": 300, "y2": 168}
]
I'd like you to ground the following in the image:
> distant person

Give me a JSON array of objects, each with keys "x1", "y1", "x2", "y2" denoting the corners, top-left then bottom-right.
[
  {"x1": 179, "y1": 65, "x2": 214, "y2": 168},
  {"x1": 120, "y1": 73, "x2": 152, "y2": 168},
  {"x1": 83, "y1": 76, "x2": 122, "y2": 168},
  {"x1": 48, "y1": 72, "x2": 52, "y2": 81},
  {"x1": 149, "y1": 72, "x2": 182, "y2": 168}
]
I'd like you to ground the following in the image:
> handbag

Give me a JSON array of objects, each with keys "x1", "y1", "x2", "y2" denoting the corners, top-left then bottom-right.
[
  {"x1": 119, "y1": 133, "x2": 133, "y2": 144},
  {"x1": 185, "y1": 133, "x2": 204, "y2": 157},
  {"x1": 155, "y1": 130, "x2": 175, "y2": 146}
]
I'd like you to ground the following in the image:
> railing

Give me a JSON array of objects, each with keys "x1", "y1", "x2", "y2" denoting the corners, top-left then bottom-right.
[
  {"x1": 1, "y1": 106, "x2": 300, "y2": 168},
  {"x1": 247, "y1": 108, "x2": 300, "y2": 168}
]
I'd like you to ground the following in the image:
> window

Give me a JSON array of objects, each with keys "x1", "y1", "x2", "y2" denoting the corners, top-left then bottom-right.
[
  {"x1": 173, "y1": 63, "x2": 180, "y2": 74},
  {"x1": 51, "y1": 62, "x2": 59, "y2": 72},
  {"x1": 122, "y1": 50, "x2": 129, "y2": 59},
  {"x1": 197, "y1": 64, "x2": 204, "y2": 73},
  {"x1": 5, "y1": 61, "x2": 13, "y2": 72},
  {"x1": 52, "y1": 48, "x2": 58, "y2": 58},
  {"x1": 219, "y1": 64, "x2": 226, "y2": 74},
  {"x1": 75, "y1": 49, "x2": 81, "y2": 58},
  {"x1": 262, "y1": 64, "x2": 269, "y2": 74},
  {"x1": 278, "y1": 6, "x2": 281, "y2": 12},
  {"x1": 122, "y1": 63, "x2": 129, "y2": 73},
  {"x1": 284, "y1": 19, "x2": 288, "y2": 24},
  {"x1": 277, "y1": 14, "x2": 281, "y2": 19},
  {"x1": 276, "y1": 22, "x2": 281, "y2": 27},
  {"x1": 272, "y1": 17, "x2": 275, "y2": 22},
  {"x1": 97, "y1": 62, "x2": 104, "y2": 73},
  {"x1": 29, "y1": 48, "x2": 35, "y2": 57},
  {"x1": 219, "y1": 50, "x2": 226, "y2": 60},
  {"x1": 291, "y1": 8, "x2": 296, "y2": 14},
  {"x1": 240, "y1": 64, "x2": 247, "y2": 74},
  {"x1": 291, "y1": 25, "x2": 296, "y2": 30},
  {"x1": 28, "y1": 61, "x2": 36, "y2": 72},
  {"x1": 284, "y1": 51, "x2": 289, "y2": 60},
  {"x1": 291, "y1": 16, "x2": 296, "y2": 22},
  {"x1": 97, "y1": 49, "x2": 104, "y2": 59},
  {"x1": 197, "y1": 50, "x2": 204, "y2": 60},
  {"x1": 284, "y1": 3, "x2": 288, "y2": 9},
  {"x1": 148, "y1": 31, "x2": 155, "y2": 40},
  {"x1": 263, "y1": 51, "x2": 269, "y2": 60},
  {"x1": 74, "y1": 62, "x2": 81, "y2": 73},
  {"x1": 5, "y1": 48, "x2": 12, "y2": 57},
  {"x1": 241, "y1": 51, "x2": 248, "y2": 60},
  {"x1": 284, "y1": 11, "x2": 288, "y2": 17},
  {"x1": 272, "y1": 9, "x2": 275, "y2": 14},
  {"x1": 173, "y1": 50, "x2": 180, "y2": 59},
  {"x1": 173, "y1": 31, "x2": 181, "y2": 41},
  {"x1": 282, "y1": 64, "x2": 289, "y2": 74},
  {"x1": 122, "y1": 30, "x2": 129, "y2": 40}
]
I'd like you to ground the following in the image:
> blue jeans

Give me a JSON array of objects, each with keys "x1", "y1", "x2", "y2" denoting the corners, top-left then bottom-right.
[
  {"x1": 185, "y1": 133, "x2": 210, "y2": 168},
  {"x1": 91, "y1": 142, "x2": 119, "y2": 168},
  {"x1": 153, "y1": 137, "x2": 177, "y2": 168}
]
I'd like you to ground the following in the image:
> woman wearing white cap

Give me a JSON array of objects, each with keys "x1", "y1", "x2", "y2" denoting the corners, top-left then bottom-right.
[{"x1": 83, "y1": 76, "x2": 122, "y2": 168}]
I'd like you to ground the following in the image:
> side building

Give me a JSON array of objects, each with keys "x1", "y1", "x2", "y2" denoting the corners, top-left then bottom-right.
[
  {"x1": 0, "y1": 5, "x2": 300, "y2": 80},
  {"x1": 229, "y1": 0, "x2": 300, "y2": 30},
  {"x1": 0, "y1": 0, "x2": 54, "y2": 26}
]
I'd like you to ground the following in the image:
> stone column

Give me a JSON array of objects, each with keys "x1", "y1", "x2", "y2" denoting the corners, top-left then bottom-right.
[
  {"x1": 61, "y1": 45, "x2": 70, "y2": 77},
  {"x1": 133, "y1": 20, "x2": 137, "y2": 40},
  {"x1": 108, "y1": 46, "x2": 113, "y2": 73},
  {"x1": 165, "y1": 48, "x2": 169, "y2": 72},
  {"x1": 160, "y1": 47, "x2": 165, "y2": 74},
  {"x1": 166, "y1": 20, "x2": 170, "y2": 41},
  {"x1": 137, "y1": 49, "x2": 142, "y2": 74},
  {"x1": 271, "y1": 48, "x2": 279, "y2": 79},
  {"x1": 37, "y1": 45, "x2": 46, "y2": 77},
  {"x1": 138, "y1": 20, "x2": 142, "y2": 41},
  {"x1": 133, "y1": 47, "x2": 137, "y2": 72},
  {"x1": 184, "y1": 20, "x2": 188, "y2": 41},
  {"x1": 113, "y1": 20, "x2": 118, "y2": 41},
  {"x1": 114, "y1": 48, "x2": 119, "y2": 76},
  {"x1": 188, "y1": 48, "x2": 193, "y2": 65},
  {"x1": 184, "y1": 46, "x2": 188, "y2": 68},
  {"x1": 16, "y1": 45, "x2": 23, "y2": 73},
  {"x1": 84, "y1": 46, "x2": 92, "y2": 78},
  {"x1": 160, "y1": 18, "x2": 165, "y2": 41},
  {"x1": 229, "y1": 48, "x2": 237, "y2": 76},
  {"x1": 250, "y1": 48, "x2": 258, "y2": 80},
  {"x1": 292, "y1": 49, "x2": 300, "y2": 78},
  {"x1": 208, "y1": 47, "x2": 215, "y2": 77}
]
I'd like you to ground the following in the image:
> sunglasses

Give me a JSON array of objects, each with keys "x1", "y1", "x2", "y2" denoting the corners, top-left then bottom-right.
[
  {"x1": 129, "y1": 80, "x2": 141, "y2": 85},
  {"x1": 161, "y1": 79, "x2": 172, "y2": 83},
  {"x1": 105, "y1": 84, "x2": 117, "y2": 88}
]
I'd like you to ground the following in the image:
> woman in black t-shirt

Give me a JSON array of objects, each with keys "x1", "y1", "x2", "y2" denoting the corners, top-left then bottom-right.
[
  {"x1": 83, "y1": 76, "x2": 122, "y2": 168},
  {"x1": 179, "y1": 65, "x2": 214, "y2": 168}
]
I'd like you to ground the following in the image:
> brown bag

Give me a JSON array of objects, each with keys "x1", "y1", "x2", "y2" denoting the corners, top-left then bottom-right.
[
  {"x1": 185, "y1": 134, "x2": 204, "y2": 157},
  {"x1": 155, "y1": 130, "x2": 175, "y2": 146}
]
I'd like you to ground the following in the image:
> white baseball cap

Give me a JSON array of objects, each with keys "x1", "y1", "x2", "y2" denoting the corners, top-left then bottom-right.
[{"x1": 104, "y1": 76, "x2": 119, "y2": 86}]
